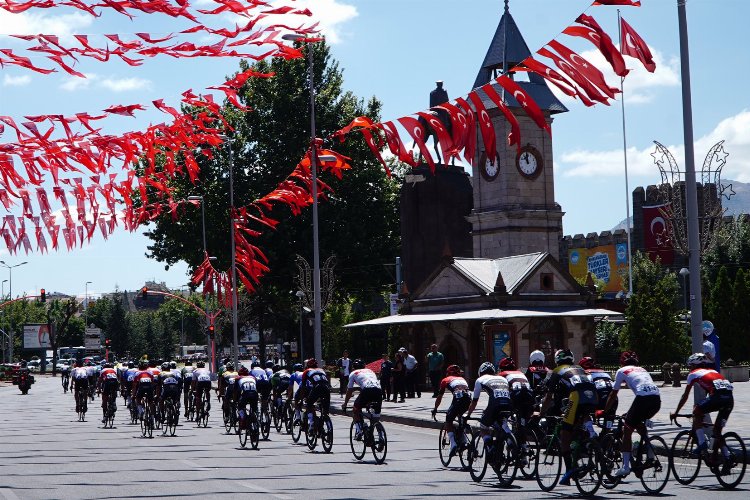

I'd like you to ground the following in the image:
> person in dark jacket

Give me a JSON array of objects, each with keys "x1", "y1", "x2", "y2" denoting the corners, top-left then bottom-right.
[
  {"x1": 392, "y1": 352, "x2": 406, "y2": 402},
  {"x1": 379, "y1": 353, "x2": 393, "y2": 402}
]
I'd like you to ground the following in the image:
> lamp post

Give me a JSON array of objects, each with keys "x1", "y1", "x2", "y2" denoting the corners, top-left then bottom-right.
[
  {"x1": 0, "y1": 260, "x2": 28, "y2": 300},
  {"x1": 295, "y1": 290, "x2": 305, "y2": 361},
  {"x1": 679, "y1": 267, "x2": 690, "y2": 311},
  {"x1": 1, "y1": 279, "x2": 7, "y2": 300},
  {"x1": 84, "y1": 281, "x2": 92, "y2": 327}
]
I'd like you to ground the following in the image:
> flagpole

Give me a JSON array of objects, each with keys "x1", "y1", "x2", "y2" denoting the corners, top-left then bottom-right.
[{"x1": 618, "y1": 8, "x2": 634, "y2": 296}]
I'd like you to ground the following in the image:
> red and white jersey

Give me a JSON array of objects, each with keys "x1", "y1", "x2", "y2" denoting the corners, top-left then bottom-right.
[
  {"x1": 347, "y1": 368, "x2": 381, "y2": 390},
  {"x1": 499, "y1": 370, "x2": 531, "y2": 391},
  {"x1": 99, "y1": 368, "x2": 118, "y2": 382},
  {"x1": 687, "y1": 368, "x2": 733, "y2": 394},
  {"x1": 614, "y1": 365, "x2": 659, "y2": 397},
  {"x1": 439, "y1": 376, "x2": 470, "y2": 397}
]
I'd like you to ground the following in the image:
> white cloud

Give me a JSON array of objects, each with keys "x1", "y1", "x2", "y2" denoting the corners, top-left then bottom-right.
[
  {"x1": 559, "y1": 109, "x2": 750, "y2": 182},
  {"x1": 0, "y1": 11, "x2": 93, "y2": 40},
  {"x1": 256, "y1": 0, "x2": 357, "y2": 45},
  {"x1": 99, "y1": 77, "x2": 152, "y2": 92},
  {"x1": 60, "y1": 73, "x2": 97, "y2": 91},
  {"x1": 3, "y1": 74, "x2": 31, "y2": 86}
]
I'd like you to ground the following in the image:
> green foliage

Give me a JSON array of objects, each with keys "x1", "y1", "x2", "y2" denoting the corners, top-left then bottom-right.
[
  {"x1": 706, "y1": 266, "x2": 733, "y2": 353},
  {"x1": 620, "y1": 253, "x2": 690, "y2": 364},
  {"x1": 728, "y1": 268, "x2": 750, "y2": 361},
  {"x1": 594, "y1": 320, "x2": 621, "y2": 364}
]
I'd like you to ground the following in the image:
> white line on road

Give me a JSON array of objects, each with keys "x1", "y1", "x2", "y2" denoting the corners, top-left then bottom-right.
[
  {"x1": 236, "y1": 481, "x2": 293, "y2": 500},
  {"x1": 181, "y1": 459, "x2": 210, "y2": 471},
  {"x1": 0, "y1": 488, "x2": 20, "y2": 500}
]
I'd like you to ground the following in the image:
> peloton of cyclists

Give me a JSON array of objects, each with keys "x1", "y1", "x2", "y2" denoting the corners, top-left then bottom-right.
[
  {"x1": 466, "y1": 361, "x2": 513, "y2": 457},
  {"x1": 342, "y1": 359, "x2": 382, "y2": 440},
  {"x1": 300, "y1": 358, "x2": 331, "y2": 432}
]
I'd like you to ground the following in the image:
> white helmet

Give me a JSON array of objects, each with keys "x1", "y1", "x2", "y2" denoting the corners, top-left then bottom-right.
[
  {"x1": 687, "y1": 352, "x2": 708, "y2": 368},
  {"x1": 529, "y1": 350, "x2": 545, "y2": 365}
]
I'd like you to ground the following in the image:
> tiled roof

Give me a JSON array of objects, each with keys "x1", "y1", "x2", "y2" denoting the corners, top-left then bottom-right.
[{"x1": 452, "y1": 252, "x2": 547, "y2": 294}]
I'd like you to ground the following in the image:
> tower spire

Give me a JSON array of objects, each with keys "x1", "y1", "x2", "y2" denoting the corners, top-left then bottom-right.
[{"x1": 504, "y1": 0, "x2": 509, "y2": 14}]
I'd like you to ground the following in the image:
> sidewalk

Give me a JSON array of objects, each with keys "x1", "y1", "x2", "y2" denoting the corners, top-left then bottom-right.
[{"x1": 328, "y1": 378, "x2": 750, "y2": 440}]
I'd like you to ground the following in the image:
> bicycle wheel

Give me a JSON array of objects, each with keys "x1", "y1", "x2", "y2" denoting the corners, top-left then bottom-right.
[
  {"x1": 140, "y1": 407, "x2": 148, "y2": 437},
  {"x1": 321, "y1": 416, "x2": 333, "y2": 453},
  {"x1": 147, "y1": 405, "x2": 154, "y2": 438},
  {"x1": 438, "y1": 426, "x2": 452, "y2": 467},
  {"x1": 518, "y1": 428, "x2": 540, "y2": 480},
  {"x1": 350, "y1": 421, "x2": 367, "y2": 460},
  {"x1": 670, "y1": 429, "x2": 701, "y2": 485},
  {"x1": 536, "y1": 435, "x2": 562, "y2": 492},
  {"x1": 223, "y1": 404, "x2": 232, "y2": 434},
  {"x1": 168, "y1": 402, "x2": 177, "y2": 436},
  {"x1": 600, "y1": 433, "x2": 623, "y2": 489},
  {"x1": 238, "y1": 416, "x2": 248, "y2": 448},
  {"x1": 306, "y1": 417, "x2": 319, "y2": 450},
  {"x1": 573, "y1": 440, "x2": 603, "y2": 496},
  {"x1": 638, "y1": 435, "x2": 669, "y2": 494},
  {"x1": 200, "y1": 394, "x2": 210, "y2": 428},
  {"x1": 292, "y1": 414, "x2": 302, "y2": 443},
  {"x1": 249, "y1": 413, "x2": 260, "y2": 450},
  {"x1": 284, "y1": 404, "x2": 293, "y2": 434},
  {"x1": 371, "y1": 422, "x2": 387, "y2": 464},
  {"x1": 260, "y1": 407, "x2": 271, "y2": 440},
  {"x1": 492, "y1": 434, "x2": 519, "y2": 487},
  {"x1": 458, "y1": 425, "x2": 475, "y2": 469},
  {"x1": 715, "y1": 432, "x2": 746, "y2": 489},
  {"x1": 468, "y1": 433, "x2": 488, "y2": 482},
  {"x1": 273, "y1": 404, "x2": 282, "y2": 432}
]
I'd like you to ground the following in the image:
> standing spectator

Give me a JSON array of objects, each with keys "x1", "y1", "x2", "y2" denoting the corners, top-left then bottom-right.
[
  {"x1": 702, "y1": 320, "x2": 721, "y2": 372},
  {"x1": 379, "y1": 353, "x2": 393, "y2": 402},
  {"x1": 336, "y1": 350, "x2": 351, "y2": 396},
  {"x1": 392, "y1": 352, "x2": 406, "y2": 402},
  {"x1": 426, "y1": 344, "x2": 445, "y2": 398},
  {"x1": 402, "y1": 347, "x2": 420, "y2": 398}
]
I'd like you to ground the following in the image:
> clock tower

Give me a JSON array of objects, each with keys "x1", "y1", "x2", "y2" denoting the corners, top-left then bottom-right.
[{"x1": 466, "y1": 1, "x2": 567, "y2": 260}]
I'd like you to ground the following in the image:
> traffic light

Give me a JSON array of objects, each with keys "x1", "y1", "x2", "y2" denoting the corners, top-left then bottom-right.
[
  {"x1": 141, "y1": 286, "x2": 148, "y2": 299},
  {"x1": 40, "y1": 289, "x2": 46, "y2": 302},
  {"x1": 105, "y1": 339, "x2": 111, "y2": 347},
  {"x1": 208, "y1": 324, "x2": 215, "y2": 338}
]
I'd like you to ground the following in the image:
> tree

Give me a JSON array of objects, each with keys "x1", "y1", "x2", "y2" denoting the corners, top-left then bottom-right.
[
  {"x1": 620, "y1": 253, "x2": 689, "y2": 364},
  {"x1": 729, "y1": 268, "x2": 750, "y2": 361},
  {"x1": 143, "y1": 41, "x2": 401, "y2": 356},
  {"x1": 106, "y1": 292, "x2": 129, "y2": 357},
  {"x1": 705, "y1": 266, "x2": 733, "y2": 358}
]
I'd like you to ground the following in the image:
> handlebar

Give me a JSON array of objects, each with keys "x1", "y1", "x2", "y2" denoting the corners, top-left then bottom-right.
[{"x1": 670, "y1": 413, "x2": 693, "y2": 427}]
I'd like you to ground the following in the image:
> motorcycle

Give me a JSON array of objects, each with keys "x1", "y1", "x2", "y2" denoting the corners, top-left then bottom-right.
[{"x1": 13, "y1": 370, "x2": 35, "y2": 395}]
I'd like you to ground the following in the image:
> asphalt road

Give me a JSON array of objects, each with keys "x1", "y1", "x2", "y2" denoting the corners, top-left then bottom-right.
[{"x1": 1, "y1": 376, "x2": 748, "y2": 499}]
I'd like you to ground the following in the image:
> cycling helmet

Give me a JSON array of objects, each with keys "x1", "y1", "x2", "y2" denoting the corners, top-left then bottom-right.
[
  {"x1": 104, "y1": 362, "x2": 113, "y2": 368},
  {"x1": 85, "y1": 360, "x2": 93, "y2": 366},
  {"x1": 498, "y1": 357, "x2": 516, "y2": 371},
  {"x1": 170, "y1": 361, "x2": 177, "y2": 369},
  {"x1": 139, "y1": 361, "x2": 148, "y2": 370},
  {"x1": 196, "y1": 361, "x2": 205, "y2": 368},
  {"x1": 251, "y1": 361, "x2": 260, "y2": 369},
  {"x1": 687, "y1": 352, "x2": 708, "y2": 368},
  {"x1": 293, "y1": 363, "x2": 303, "y2": 372},
  {"x1": 619, "y1": 351, "x2": 639, "y2": 366},
  {"x1": 128, "y1": 361, "x2": 134, "y2": 368},
  {"x1": 529, "y1": 350, "x2": 546, "y2": 366},
  {"x1": 579, "y1": 357, "x2": 598, "y2": 370},
  {"x1": 554, "y1": 349, "x2": 575, "y2": 366},
  {"x1": 265, "y1": 360, "x2": 274, "y2": 368},
  {"x1": 305, "y1": 358, "x2": 318, "y2": 369},
  {"x1": 238, "y1": 366, "x2": 249, "y2": 376},
  {"x1": 161, "y1": 362, "x2": 169, "y2": 371},
  {"x1": 478, "y1": 362, "x2": 496, "y2": 377},
  {"x1": 226, "y1": 362, "x2": 235, "y2": 371},
  {"x1": 446, "y1": 364, "x2": 462, "y2": 376},
  {"x1": 273, "y1": 365, "x2": 281, "y2": 372},
  {"x1": 352, "y1": 359, "x2": 365, "y2": 370}
]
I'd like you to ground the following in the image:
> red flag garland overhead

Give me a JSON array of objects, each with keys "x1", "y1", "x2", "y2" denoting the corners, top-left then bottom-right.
[
  {"x1": 565, "y1": 14, "x2": 628, "y2": 77},
  {"x1": 593, "y1": 0, "x2": 641, "y2": 6},
  {"x1": 620, "y1": 17, "x2": 656, "y2": 73}
]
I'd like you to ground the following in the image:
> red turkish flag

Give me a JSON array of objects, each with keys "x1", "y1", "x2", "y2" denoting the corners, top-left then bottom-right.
[
  {"x1": 594, "y1": 1, "x2": 640, "y2": 6},
  {"x1": 397, "y1": 116, "x2": 437, "y2": 172},
  {"x1": 547, "y1": 40, "x2": 619, "y2": 98},
  {"x1": 519, "y1": 57, "x2": 589, "y2": 104},
  {"x1": 467, "y1": 91, "x2": 496, "y2": 165},
  {"x1": 480, "y1": 82, "x2": 522, "y2": 149},
  {"x1": 416, "y1": 110, "x2": 456, "y2": 164},
  {"x1": 538, "y1": 47, "x2": 610, "y2": 105},
  {"x1": 620, "y1": 18, "x2": 656, "y2": 73},
  {"x1": 566, "y1": 14, "x2": 628, "y2": 77},
  {"x1": 454, "y1": 97, "x2": 476, "y2": 166},
  {"x1": 494, "y1": 76, "x2": 550, "y2": 135},
  {"x1": 642, "y1": 204, "x2": 674, "y2": 265}
]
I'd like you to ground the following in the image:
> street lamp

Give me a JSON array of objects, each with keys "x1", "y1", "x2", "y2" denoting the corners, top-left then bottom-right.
[
  {"x1": 0, "y1": 260, "x2": 28, "y2": 300},
  {"x1": 1, "y1": 279, "x2": 7, "y2": 300},
  {"x1": 679, "y1": 268, "x2": 690, "y2": 311},
  {"x1": 84, "y1": 281, "x2": 92, "y2": 326},
  {"x1": 295, "y1": 290, "x2": 305, "y2": 360}
]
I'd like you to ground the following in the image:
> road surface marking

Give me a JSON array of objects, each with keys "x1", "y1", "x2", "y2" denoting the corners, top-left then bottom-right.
[
  {"x1": 236, "y1": 481, "x2": 293, "y2": 499},
  {"x1": 181, "y1": 459, "x2": 210, "y2": 471}
]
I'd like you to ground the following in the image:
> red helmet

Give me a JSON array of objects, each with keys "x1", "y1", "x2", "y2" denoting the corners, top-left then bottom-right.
[
  {"x1": 305, "y1": 358, "x2": 318, "y2": 369},
  {"x1": 498, "y1": 357, "x2": 516, "y2": 371},
  {"x1": 446, "y1": 364, "x2": 462, "y2": 376},
  {"x1": 238, "y1": 366, "x2": 249, "y2": 376},
  {"x1": 578, "y1": 357, "x2": 597, "y2": 370},
  {"x1": 619, "y1": 351, "x2": 639, "y2": 366}
]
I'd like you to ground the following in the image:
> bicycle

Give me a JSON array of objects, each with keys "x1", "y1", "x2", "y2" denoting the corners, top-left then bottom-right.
[
  {"x1": 598, "y1": 415, "x2": 670, "y2": 493},
  {"x1": 535, "y1": 415, "x2": 604, "y2": 496},
  {"x1": 75, "y1": 388, "x2": 88, "y2": 422},
  {"x1": 305, "y1": 400, "x2": 333, "y2": 453},
  {"x1": 433, "y1": 411, "x2": 477, "y2": 469},
  {"x1": 185, "y1": 390, "x2": 195, "y2": 421},
  {"x1": 129, "y1": 397, "x2": 139, "y2": 424},
  {"x1": 669, "y1": 413, "x2": 746, "y2": 489},
  {"x1": 140, "y1": 398, "x2": 154, "y2": 438},
  {"x1": 511, "y1": 412, "x2": 542, "y2": 480},
  {"x1": 259, "y1": 398, "x2": 271, "y2": 440},
  {"x1": 238, "y1": 406, "x2": 260, "y2": 450},
  {"x1": 347, "y1": 403, "x2": 387, "y2": 464},
  {"x1": 195, "y1": 390, "x2": 210, "y2": 428},
  {"x1": 468, "y1": 413, "x2": 519, "y2": 486},
  {"x1": 103, "y1": 394, "x2": 117, "y2": 429},
  {"x1": 283, "y1": 398, "x2": 295, "y2": 435},
  {"x1": 162, "y1": 396, "x2": 178, "y2": 437},
  {"x1": 272, "y1": 395, "x2": 285, "y2": 433},
  {"x1": 223, "y1": 397, "x2": 238, "y2": 434},
  {"x1": 61, "y1": 373, "x2": 70, "y2": 393}
]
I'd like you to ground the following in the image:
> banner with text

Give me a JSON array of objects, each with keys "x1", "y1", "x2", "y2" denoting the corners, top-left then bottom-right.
[
  {"x1": 23, "y1": 324, "x2": 51, "y2": 350},
  {"x1": 568, "y1": 243, "x2": 629, "y2": 293}
]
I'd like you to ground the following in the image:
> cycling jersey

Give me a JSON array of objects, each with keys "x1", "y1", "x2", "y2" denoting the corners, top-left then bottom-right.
[
  {"x1": 193, "y1": 368, "x2": 211, "y2": 383},
  {"x1": 99, "y1": 368, "x2": 119, "y2": 388},
  {"x1": 125, "y1": 368, "x2": 138, "y2": 383},
  {"x1": 613, "y1": 365, "x2": 659, "y2": 396},
  {"x1": 499, "y1": 370, "x2": 532, "y2": 391},
  {"x1": 586, "y1": 369, "x2": 614, "y2": 410},
  {"x1": 472, "y1": 374, "x2": 510, "y2": 401},
  {"x1": 250, "y1": 367, "x2": 269, "y2": 381},
  {"x1": 160, "y1": 371, "x2": 180, "y2": 386},
  {"x1": 686, "y1": 368, "x2": 734, "y2": 395},
  {"x1": 526, "y1": 365, "x2": 550, "y2": 393},
  {"x1": 301, "y1": 368, "x2": 329, "y2": 388},
  {"x1": 439, "y1": 376, "x2": 471, "y2": 424},
  {"x1": 347, "y1": 369, "x2": 381, "y2": 390},
  {"x1": 265, "y1": 367, "x2": 274, "y2": 379},
  {"x1": 72, "y1": 367, "x2": 89, "y2": 380},
  {"x1": 289, "y1": 371, "x2": 303, "y2": 390},
  {"x1": 688, "y1": 368, "x2": 734, "y2": 423},
  {"x1": 237, "y1": 376, "x2": 257, "y2": 393},
  {"x1": 133, "y1": 370, "x2": 154, "y2": 386},
  {"x1": 271, "y1": 370, "x2": 291, "y2": 391},
  {"x1": 546, "y1": 364, "x2": 598, "y2": 430}
]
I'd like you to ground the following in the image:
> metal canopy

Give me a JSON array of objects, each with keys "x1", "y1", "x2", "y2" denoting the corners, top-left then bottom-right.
[{"x1": 345, "y1": 307, "x2": 622, "y2": 328}]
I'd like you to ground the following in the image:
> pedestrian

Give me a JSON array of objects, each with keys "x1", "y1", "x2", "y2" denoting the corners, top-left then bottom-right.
[
  {"x1": 380, "y1": 353, "x2": 393, "y2": 402},
  {"x1": 392, "y1": 351, "x2": 406, "y2": 402},
  {"x1": 336, "y1": 350, "x2": 351, "y2": 396},
  {"x1": 426, "y1": 343, "x2": 445, "y2": 398},
  {"x1": 401, "y1": 347, "x2": 420, "y2": 398}
]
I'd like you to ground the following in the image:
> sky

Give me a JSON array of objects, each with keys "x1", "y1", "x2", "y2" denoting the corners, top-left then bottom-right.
[{"x1": 1, "y1": 0, "x2": 749, "y2": 298}]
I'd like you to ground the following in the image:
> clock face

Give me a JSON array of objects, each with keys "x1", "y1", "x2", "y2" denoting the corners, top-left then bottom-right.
[
  {"x1": 516, "y1": 146, "x2": 543, "y2": 179},
  {"x1": 480, "y1": 151, "x2": 500, "y2": 181}
]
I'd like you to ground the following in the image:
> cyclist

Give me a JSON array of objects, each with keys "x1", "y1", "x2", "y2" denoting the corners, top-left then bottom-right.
[
  {"x1": 192, "y1": 360, "x2": 212, "y2": 414},
  {"x1": 287, "y1": 363, "x2": 305, "y2": 423},
  {"x1": 85, "y1": 361, "x2": 96, "y2": 400},
  {"x1": 301, "y1": 358, "x2": 331, "y2": 432},
  {"x1": 498, "y1": 357, "x2": 536, "y2": 449},
  {"x1": 71, "y1": 361, "x2": 90, "y2": 414},
  {"x1": 342, "y1": 359, "x2": 382, "y2": 440},
  {"x1": 159, "y1": 362, "x2": 182, "y2": 419},
  {"x1": 671, "y1": 352, "x2": 734, "y2": 469},
  {"x1": 219, "y1": 362, "x2": 239, "y2": 417},
  {"x1": 467, "y1": 362, "x2": 513, "y2": 457},
  {"x1": 431, "y1": 364, "x2": 471, "y2": 457},
  {"x1": 525, "y1": 349, "x2": 550, "y2": 395},
  {"x1": 540, "y1": 349, "x2": 598, "y2": 486},
  {"x1": 235, "y1": 366, "x2": 259, "y2": 430},
  {"x1": 264, "y1": 360, "x2": 274, "y2": 380},
  {"x1": 98, "y1": 362, "x2": 120, "y2": 423},
  {"x1": 271, "y1": 366, "x2": 291, "y2": 412},
  {"x1": 61, "y1": 361, "x2": 71, "y2": 393},
  {"x1": 250, "y1": 361, "x2": 272, "y2": 410},
  {"x1": 604, "y1": 350, "x2": 661, "y2": 478},
  {"x1": 580, "y1": 356, "x2": 617, "y2": 418},
  {"x1": 132, "y1": 360, "x2": 155, "y2": 419},
  {"x1": 182, "y1": 361, "x2": 195, "y2": 417},
  {"x1": 124, "y1": 361, "x2": 138, "y2": 407}
]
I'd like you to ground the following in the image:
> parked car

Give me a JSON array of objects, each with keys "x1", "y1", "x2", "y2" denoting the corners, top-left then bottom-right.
[{"x1": 27, "y1": 360, "x2": 41, "y2": 372}]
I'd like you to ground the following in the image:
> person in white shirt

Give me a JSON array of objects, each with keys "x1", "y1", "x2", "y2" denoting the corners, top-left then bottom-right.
[
  {"x1": 342, "y1": 360, "x2": 382, "y2": 440},
  {"x1": 337, "y1": 351, "x2": 351, "y2": 396},
  {"x1": 401, "y1": 347, "x2": 421, "y2": 398}
]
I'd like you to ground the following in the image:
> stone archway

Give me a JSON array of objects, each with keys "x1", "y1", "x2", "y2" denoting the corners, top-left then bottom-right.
[{"x1": 528, "y1": 317, "x2": 566, "y2": 368}]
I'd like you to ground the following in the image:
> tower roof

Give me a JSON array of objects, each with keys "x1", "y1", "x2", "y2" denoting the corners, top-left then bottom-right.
[{"x1": 472, "y1": 1, "x2": 567, "y2": 114}]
